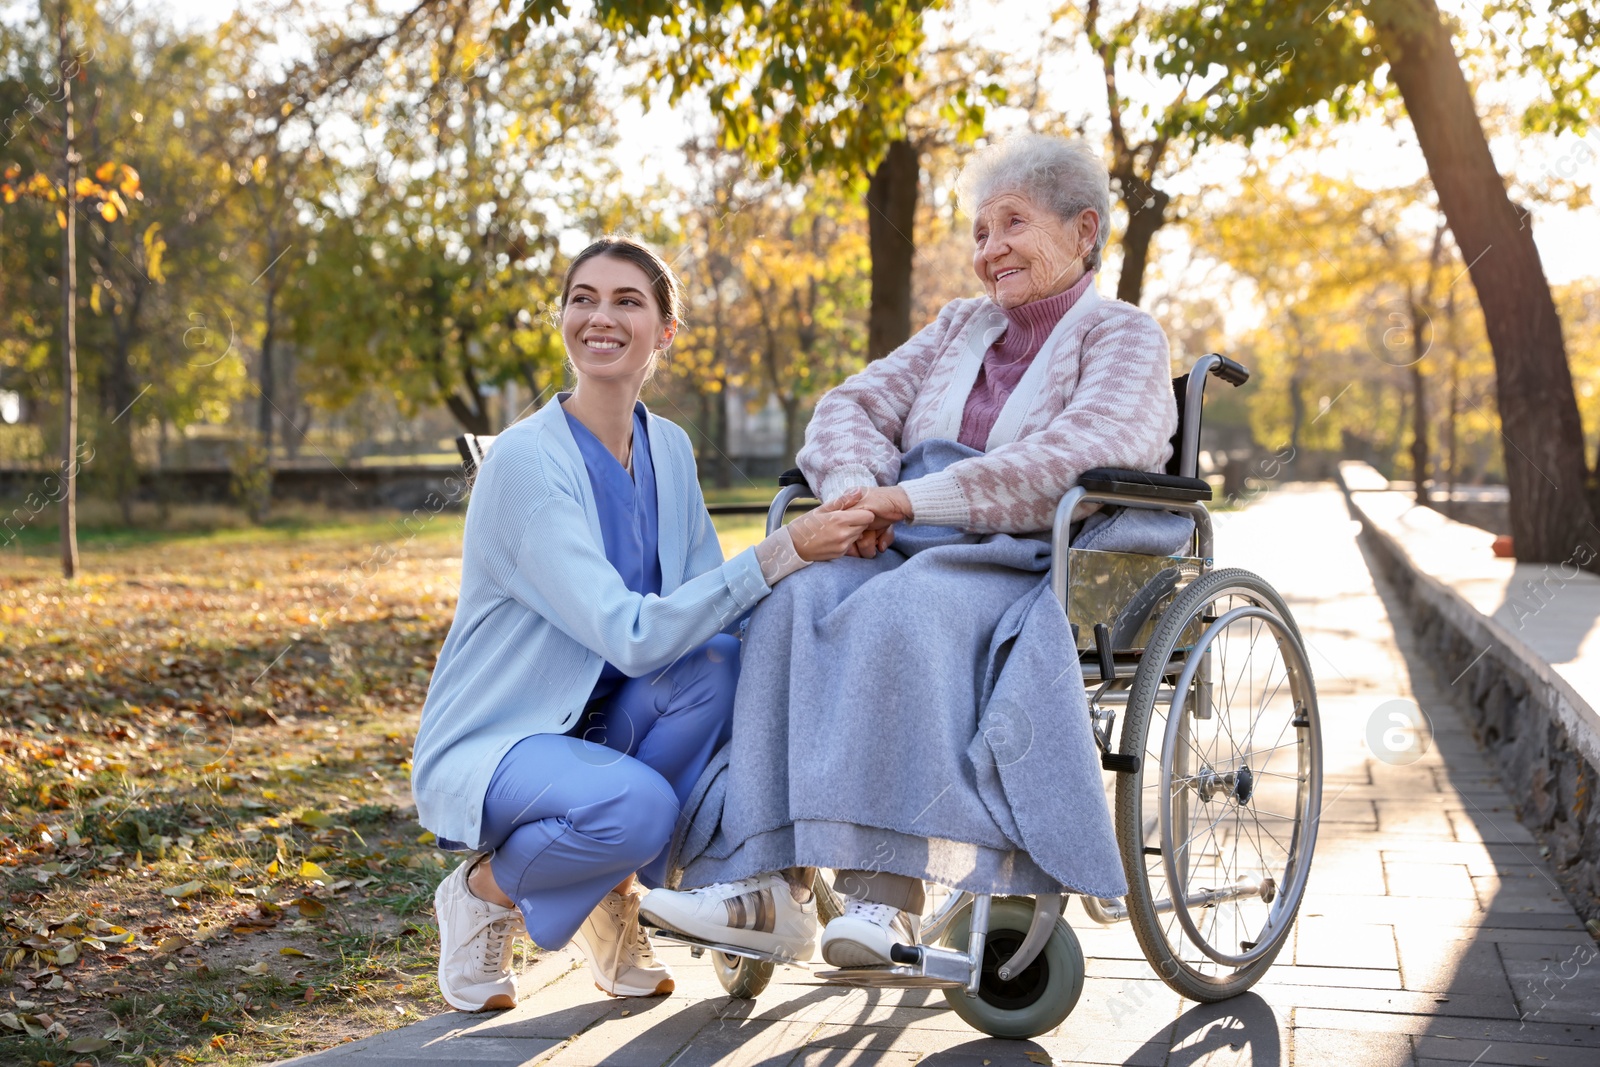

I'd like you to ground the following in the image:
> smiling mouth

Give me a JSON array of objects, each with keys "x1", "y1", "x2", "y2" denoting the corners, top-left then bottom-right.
[
  {"x1": 584, "y1": 337, "x2": 624, "y2": 350},
  {"x1": 994, "y1": 268, "x2": 1024, "y2": 281}
]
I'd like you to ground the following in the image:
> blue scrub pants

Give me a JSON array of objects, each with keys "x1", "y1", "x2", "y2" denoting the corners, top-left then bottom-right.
[{"x1": 475, "y1": 634, "x2": 739, "y2": 949}]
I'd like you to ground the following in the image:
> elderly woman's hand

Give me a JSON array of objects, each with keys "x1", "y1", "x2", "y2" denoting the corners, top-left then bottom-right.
[
  {"x1": 788, "y1": 488, "x2": 877, "y2": 563},
  {"x1": 843, "y1": 487, "x2": 912, "y2": 559}
]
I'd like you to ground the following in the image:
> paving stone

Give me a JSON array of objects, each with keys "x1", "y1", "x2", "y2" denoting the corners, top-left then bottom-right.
[
  {"x1": 1448, "y1": 808, "x2": 1539, "y2": 846},
  {"x1": 1393, "y1": 933, "x2": 1518, "y2": 998},
  {"x1": 1498, "y1": 940, "x2": 1600, "y2": 1028},
  {"x1": 537, "y1": 996, "x2": 738, "y2": 1066},
  {"x1": 1291, "y1": 1027, "x2": 1416, "y2": 1067},
  {"x1": 1376, "y1": 799, "x2": 1462, "y2": 838},
  {"x1": 1293, "y1": 1006, "x2": 1600, "y2": 1048},
  {"x1": 1162, "y1": 995, "x2": 1287, "y2": 1066},
  {"x1": 1412, "y1": 1035, "x2": 1600, "y2": 1066},
  {"x1": 1473, "y1": 875, "x2": 1582, "y2": 916},
  {"x1": 1253, "y1": 982, "x2": 1517, "y2": 1021},
  {"x1": 1293, "y1": 917, "x2": 1399, "y2": 970},
  {"x1": 1383, "y1": 861, "x2": 1479, "y2": 900}
]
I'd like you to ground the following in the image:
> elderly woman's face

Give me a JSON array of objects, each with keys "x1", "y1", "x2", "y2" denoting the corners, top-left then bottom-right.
[{"x1": 971, "y1": 192, "x2": 1099, "y2": 309}]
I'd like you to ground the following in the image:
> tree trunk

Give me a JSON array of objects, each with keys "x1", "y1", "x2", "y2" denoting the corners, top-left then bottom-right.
[
  {"x1": 866, "y1": 138, "x2": 919, "y2": 361},
  {"x1": 1373, "y1": 0, "x2": 1594, "y2": 564},
  {"x1": 1114, "y1": 176, "x2": 1170, "y2": 306},
  {"x1": 1410, "y1": 360, "x2": 1428, "y2": 505},
  {"x1": 58, "y1": 2, "x2": 78, "y2": 580},
  {"x1": 711, "y1": 379, "x2": 733, "y2": 489},
  {"x1": 252, "y1": 267, "x2": 280, "y2": 522},
  {"x1": 1445, "y1": 300, "x2": 1461, "y2": 519},
  {"x1": 780, "y1": 393, "x2": 803, "y2": 465},
  {"x1": 108, "y1": 335, "x2": 138, "y2": 525}
]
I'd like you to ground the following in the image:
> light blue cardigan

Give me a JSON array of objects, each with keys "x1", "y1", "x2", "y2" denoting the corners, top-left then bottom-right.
[{"x1": 411, "y1": 397, "x2": 771, "y2": 849}]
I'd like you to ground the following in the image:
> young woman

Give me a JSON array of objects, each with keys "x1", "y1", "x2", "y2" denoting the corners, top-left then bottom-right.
[{"x1": 411, "y1": 236, "x2": 874, "y2": 1011}]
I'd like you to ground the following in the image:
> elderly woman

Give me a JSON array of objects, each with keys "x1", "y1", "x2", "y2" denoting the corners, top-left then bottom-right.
[{"x1": 641, "y1": 133, "x2": 1179, "y2": 968}]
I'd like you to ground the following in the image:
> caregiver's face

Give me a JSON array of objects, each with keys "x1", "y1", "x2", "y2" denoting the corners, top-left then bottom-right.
[
  {"x1": 561, "y1": 255, "x2": 672, "y2": 384},
  {"x1": 971, "y1": 191, "x2": 1096, "y2": 309}
]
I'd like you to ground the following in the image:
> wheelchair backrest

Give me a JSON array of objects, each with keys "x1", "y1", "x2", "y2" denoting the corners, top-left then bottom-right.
[{"x1": 1169, "y1": 353, "x2": 1250, "y2": 480}]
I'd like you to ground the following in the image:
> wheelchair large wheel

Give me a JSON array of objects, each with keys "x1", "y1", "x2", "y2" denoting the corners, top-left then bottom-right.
[
  {"x1": 939, "y1": 896, "x2": 1085, "y2": 1039},
  {"x1": 712, "y1": 871, "x2": 845, "y2": 999},
  {"x1": 1114, "y1": 568, "x2": 1321, "y2": 1002}
]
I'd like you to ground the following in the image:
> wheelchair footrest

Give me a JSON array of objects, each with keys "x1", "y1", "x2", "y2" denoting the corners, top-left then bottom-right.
[
  {"x1": 1102, "y1": 752, "x2": 1142, "y2": 774},
  {"x1": 638, "y1": 923, "x2": 812, "y2": 968},
  {"x1": 815, "y1": 944, "x2": 970, "y2": 989}
]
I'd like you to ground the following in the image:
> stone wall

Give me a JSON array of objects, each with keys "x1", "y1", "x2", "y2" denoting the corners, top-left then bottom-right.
[{"x1": 1349, "y1": 486, "x2": 1600, "y2": 927}]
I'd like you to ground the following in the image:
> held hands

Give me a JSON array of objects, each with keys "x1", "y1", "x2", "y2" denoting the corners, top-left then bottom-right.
[
  {"x1": 788, "y1": 488, "x2": 877, "y2": 563},
  {"x1": 846, "y1": 486, "x2": 914, "y2": 559}
]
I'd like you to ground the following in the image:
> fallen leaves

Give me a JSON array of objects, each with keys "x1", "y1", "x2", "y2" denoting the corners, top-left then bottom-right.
[{"x1": 2, "y1": 525, "x2": 467, "y2": 1062}]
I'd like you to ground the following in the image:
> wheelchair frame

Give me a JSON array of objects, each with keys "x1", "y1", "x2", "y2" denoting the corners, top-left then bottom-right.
[{"x1": 710, "y1": 353, "x2": 1322, "y2": 1031}]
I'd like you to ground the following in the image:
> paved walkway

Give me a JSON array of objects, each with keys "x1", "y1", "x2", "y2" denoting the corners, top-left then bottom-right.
[{"x1": 278, "y1": 485, "x2": 1600, "y2": 1067}]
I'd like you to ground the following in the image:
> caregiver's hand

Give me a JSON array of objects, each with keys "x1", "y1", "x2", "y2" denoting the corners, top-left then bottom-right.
[
  {"x1": 846, "y1": 486, "x2": 913, "y2": 559},
  {"x1": 788, "y1": 488, "x2": 876, "y2": 562}
]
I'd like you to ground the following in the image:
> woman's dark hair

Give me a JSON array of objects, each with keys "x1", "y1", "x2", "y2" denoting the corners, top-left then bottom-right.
[{"x1": 559, "y1": 235, "x2": 683, "y2": 325}]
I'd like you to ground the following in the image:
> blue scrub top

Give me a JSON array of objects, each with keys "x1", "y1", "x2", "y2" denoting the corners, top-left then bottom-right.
[{"x1": 562, "y1": 403, "x2": 662, "y2": 697}]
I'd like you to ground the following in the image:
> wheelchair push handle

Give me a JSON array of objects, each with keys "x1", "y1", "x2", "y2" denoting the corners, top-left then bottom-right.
[{"x1": 1206, "y1": 354, "x2": 1250, "y2": 387}]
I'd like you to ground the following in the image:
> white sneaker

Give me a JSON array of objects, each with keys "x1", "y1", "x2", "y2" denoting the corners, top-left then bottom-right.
[
  {"x1": 572, "y1": 890, "x2": 675, "y2": 998},
  {"x1": 639, "y1": 873, "x2": 818, "y2": 962},
  {"x1": 434, "y1": 853, "x2": 524, "y2": 1011},
  {"x1": 820, "y1": 898, "x2": 920, "y2": 968}
]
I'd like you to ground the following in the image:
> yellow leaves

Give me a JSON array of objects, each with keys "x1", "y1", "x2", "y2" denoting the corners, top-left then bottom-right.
[
  {"x1": 279, "y1": 946, "x2": 316, "y2": 958},
  {"x1": 143, "y1": 222, "x2": 167, "y2": 283},
  {"x1": 99, "y1": 200, "x2": 119, "y2": 221},
  {"x1": 298, "y1": 859, "x2": 330, "y2": 881},
  {"x1": 161, "y1": 880, "x2": 203, "y2": 898},
  {"x1": 55, "y1": 209, "x2": 66, "y2": 229},
  {"x1": 293, "y1": 896, "x2": 327, "y2": 918},
  {"x1": 238, "y1": 961, "x2": 272, "y2": 975},
  {"x1": 295, "y1": 809, "x2": 335, "y2": 829},
  {"x1": 95, "y1": 161, "x2": 117, "y2": 183}
]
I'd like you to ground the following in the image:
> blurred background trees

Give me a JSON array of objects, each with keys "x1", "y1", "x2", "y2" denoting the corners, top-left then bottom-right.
[{"x1": 1, "y1": 0, "x2": 1597, "y2": 570}]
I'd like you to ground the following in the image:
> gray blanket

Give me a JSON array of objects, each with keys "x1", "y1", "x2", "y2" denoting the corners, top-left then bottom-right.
[{"x1": 672, "y1": 440, "x2": 1193, "y2": 898}]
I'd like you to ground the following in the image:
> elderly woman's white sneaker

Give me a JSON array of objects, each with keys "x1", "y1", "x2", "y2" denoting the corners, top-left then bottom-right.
[
  {"x1": 574, "y1": 890, "x2": 675, "y2": 997},
  {"x1": 434, "y1": 854, "x2": 524, "y2": 1011},
  {"x1": 820, "y1": 899, "x2": 920, "y2": 968},
  {"x1": 639, "y1": 874, "x2": 818, "y2": 962}
]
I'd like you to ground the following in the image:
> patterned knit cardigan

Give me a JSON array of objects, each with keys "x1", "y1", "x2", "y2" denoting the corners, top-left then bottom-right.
[{"x1": 796, "y1": 284, "x2": 1177, "y2": 534}]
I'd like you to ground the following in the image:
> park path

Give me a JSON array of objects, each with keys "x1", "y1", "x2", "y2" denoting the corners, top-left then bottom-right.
[{"x1": 276, "y1": 483, "x2": 1600, "y2": 1067}]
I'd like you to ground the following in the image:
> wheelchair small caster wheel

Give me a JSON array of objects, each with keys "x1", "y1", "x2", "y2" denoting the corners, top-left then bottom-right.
[
  {"x1": 940, "y1": 896, "x2": 1085, "y2": 1039},
  {"x1": 711, "y1": 952, "x2": 774, "y2": 999}
]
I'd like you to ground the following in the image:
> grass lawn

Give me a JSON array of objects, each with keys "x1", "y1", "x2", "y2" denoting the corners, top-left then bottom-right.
[{"x1": 0, "y1": 505, "x2": 764, "y2": 1065}]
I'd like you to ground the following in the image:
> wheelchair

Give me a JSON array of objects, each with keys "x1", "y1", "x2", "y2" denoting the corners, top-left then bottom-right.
[{"x1": 455, "y1": 353, "x2": 1322, "y2": 1039}]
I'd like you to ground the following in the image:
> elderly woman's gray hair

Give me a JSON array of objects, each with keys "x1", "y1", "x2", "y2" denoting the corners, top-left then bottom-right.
[{"x1": 955, "y1": 133, "x2": 1113, "y2": 272}]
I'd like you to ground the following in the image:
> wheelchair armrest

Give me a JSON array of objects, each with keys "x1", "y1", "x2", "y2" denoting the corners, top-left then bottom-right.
[
  {"x1": 1079, "y1": 467, "x2": 1213, "y2": 503},
  {"x1": 778, "y1": 468, "x2": 815, "y2": 495}
]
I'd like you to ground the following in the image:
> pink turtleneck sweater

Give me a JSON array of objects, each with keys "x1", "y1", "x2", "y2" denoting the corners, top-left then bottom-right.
[{"x1": 957, "y1": 271, "x2": 1096, "y2": 450}]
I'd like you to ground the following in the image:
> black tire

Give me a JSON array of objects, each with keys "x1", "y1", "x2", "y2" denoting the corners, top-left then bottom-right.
[
  {"x1": 939, "y1": 897, "x2": 1085, "y2": 1039},
  {"x1": 711, "y1": 950, "x2": 774, "y2": 998},
  {"x1": 1114, "y1": 568, "x2": 1321, "y2": 1002}
]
